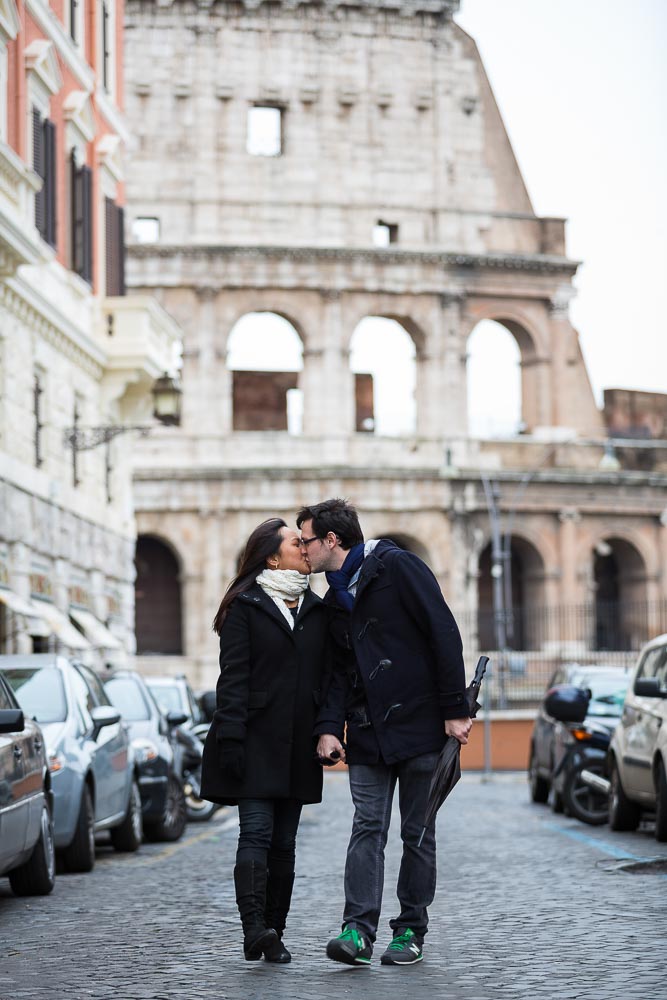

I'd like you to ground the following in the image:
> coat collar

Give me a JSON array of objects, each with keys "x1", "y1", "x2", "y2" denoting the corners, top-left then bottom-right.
[{"x1": 239, "y1": 582, "x2": 322, "y2": 636}]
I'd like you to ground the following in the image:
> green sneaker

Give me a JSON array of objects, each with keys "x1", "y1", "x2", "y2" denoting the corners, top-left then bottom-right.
[
  {"x1": 326, "y1": 925, "x2": 373, "y2": 966},
  {"x1": 380, "y1": 928, "x2": 423, "y2": 965}
]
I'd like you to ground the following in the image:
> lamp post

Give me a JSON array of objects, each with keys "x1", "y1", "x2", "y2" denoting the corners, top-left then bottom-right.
[{"x1": 64, "y1": 372, "x2": 182, "y2": 452}]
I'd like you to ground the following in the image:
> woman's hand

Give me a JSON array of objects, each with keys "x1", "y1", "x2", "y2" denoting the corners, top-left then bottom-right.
[
  {"x1": 219, "y1": 739, "x2": 245, "y2": 779},
  {"x1": 317, "y1": 734, "x2": 346, "y2": 764}
]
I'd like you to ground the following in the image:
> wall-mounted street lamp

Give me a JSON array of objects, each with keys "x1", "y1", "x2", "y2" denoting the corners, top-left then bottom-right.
[{"x1": 63, "y1": 373, "x2": 182, "y2": 453}]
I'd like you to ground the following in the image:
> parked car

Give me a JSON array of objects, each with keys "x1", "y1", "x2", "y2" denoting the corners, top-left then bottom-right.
[
  {"x1": 0, "y1": 671, "x2": 55, "y2": 896},
  {"x1": 144, "y1": 674, "x2": 217, "y2": 822},
  {"x1": 1, "y1": 655, "x2": 142, "y2": 872},
  {"x1": 145, "y1": 675, "x2": 205, "y2": 731},
  {"x1": 608, "y1": 634, "x2": 667, "y2": 841},
  {"x1": 103, "y1": 669, "x2": 188, "y2": 841},
  {"x1": 529, "y1": 663, "x2": 630, "y2": 813}
]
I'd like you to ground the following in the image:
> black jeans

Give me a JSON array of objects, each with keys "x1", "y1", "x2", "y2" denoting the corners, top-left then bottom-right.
[
  {"x1": 236, "y1": 798, "x2": 303, "y2": 868},
  {"x1": 343, "y1": 753, "x2": 439, "y2": 945}
]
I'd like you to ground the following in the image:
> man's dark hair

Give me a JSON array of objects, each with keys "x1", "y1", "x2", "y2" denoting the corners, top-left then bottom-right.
[{"x1": 296, "y1": 498, "x2": 364, "y2": 550}]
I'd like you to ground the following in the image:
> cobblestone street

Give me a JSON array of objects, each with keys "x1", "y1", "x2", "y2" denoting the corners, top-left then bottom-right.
[{"x1": 1, "y1": 771, "x2": 666, "y2": 1000}]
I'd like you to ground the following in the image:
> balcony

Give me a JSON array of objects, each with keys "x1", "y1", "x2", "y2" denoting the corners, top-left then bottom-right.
[
  {"x1": 0, "y1": 141, "x2": 43, "y2": 276},
  {"x1": 98, "y1": 295, "x2": 181, "y2": 415}
]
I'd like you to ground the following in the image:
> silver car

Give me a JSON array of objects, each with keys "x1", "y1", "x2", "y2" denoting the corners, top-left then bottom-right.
[
  {"x1": 0, "y1": 671, "x2": 55, "y2": 895},
  {"x1": 608, "y1": 634, "x2": 667, "y2": 841},
  {"x1": 1, "y1": 655, "x2": 143, "y2": 871}
]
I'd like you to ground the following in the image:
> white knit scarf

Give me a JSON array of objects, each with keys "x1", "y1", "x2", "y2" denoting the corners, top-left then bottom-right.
[{"x1": 255, "y1": 569, "x2": 309, "y2": 629}]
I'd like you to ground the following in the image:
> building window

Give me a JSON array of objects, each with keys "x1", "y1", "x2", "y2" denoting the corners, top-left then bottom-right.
[
  {"x1": 69, "y1": 0, "x2": 84, "y2": 45},
  {"x1": 105, "y1": 197, "x2": 125, "y2": 296},
  {"x1": 33, "y1": 108, "x2": 57, "y2": 247},
  {"x1": 131, "y1": 217, "x2": 160, "y2": 243},
  {"x1": 71, "y1": 152, "x2": 93, "y2": 283},
  {"x1": 372, "y1": 221, "x2": 398, "y2": 247},
  {"x1": 34, "y1": 371, "x2": 44, "y2": 467},
  {"x1": 247, "y1": 106, "x2": 282, "y2": 157},
  {"x1": 100, "y1": 0, "x2": 114, "y2": 93}
]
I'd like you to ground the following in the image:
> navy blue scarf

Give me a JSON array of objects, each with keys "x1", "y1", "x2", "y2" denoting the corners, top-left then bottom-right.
[{"x1": 326, "y1": 543, "x2": 365, "y2": 612}]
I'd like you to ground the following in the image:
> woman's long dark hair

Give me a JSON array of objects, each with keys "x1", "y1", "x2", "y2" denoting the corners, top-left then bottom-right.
[{"x1": 212, "y1": 518, "x2": 287, "y2": 634}]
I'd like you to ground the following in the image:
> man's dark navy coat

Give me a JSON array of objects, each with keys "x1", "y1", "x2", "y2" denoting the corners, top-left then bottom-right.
[{"x1": 314, "y1": 540, "x2": 467, "y2": 765}]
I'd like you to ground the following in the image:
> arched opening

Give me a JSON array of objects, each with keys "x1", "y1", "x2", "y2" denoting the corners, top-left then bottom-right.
[
  {"x1": 227, "y1": 312, "x2": 304, "y2": 432},
  {"x1": 466, "y1": 320, "x2": 524, "y2": 437},
  {"x1": 380, "y1": 533, "x2": 431, "y2": 566},
  {"x1": 349, "y1": 317, "x2": 416, "y2": 435},
  {"x1": 593, "y1": 538, "x2": 648, "y2": 650},
  {"x1": 477, "y1": 535, "x2": 545, "y2": 651},
  {"x1": 135, "y1": 536, "x2": 183, "y2": 655}
]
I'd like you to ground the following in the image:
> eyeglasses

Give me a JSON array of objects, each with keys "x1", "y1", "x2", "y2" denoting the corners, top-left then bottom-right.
[{"x1": 300, "y1": 535, "x2": 321, "y2": 547}]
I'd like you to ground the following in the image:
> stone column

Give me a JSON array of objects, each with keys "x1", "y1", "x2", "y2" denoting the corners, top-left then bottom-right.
[
  {"x1": 558, "y1": 508, "x2": 588, "y2": 653},
  {"x1": 417, "y1": 293, "x2": 467, "y2": 439},
  {"x1": 301, "y1": 291, "x2": 354, "y2": 435}
]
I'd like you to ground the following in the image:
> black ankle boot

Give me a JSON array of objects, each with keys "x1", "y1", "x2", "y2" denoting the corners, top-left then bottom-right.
[
  {"x1": 264, "y1": 867, "x2": 295, "y2": 963},
  {"x1": 234, "y1": 861, "x2": 280, "y2": 961}
]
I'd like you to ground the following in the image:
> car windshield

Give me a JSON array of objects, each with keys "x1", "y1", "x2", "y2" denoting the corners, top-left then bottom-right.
[
  {"x1": 146, "y1": 682, "x2": 187, "y2": 717},
  {"x1": 582, "y1": 675, "x2": 629, "y2": 717},
  {"x1": 4, "y1": 667, "x2": 67, "y2": 723},
  {"x1": 105, "y1": 677, "x2": 151, "y2": 721}
]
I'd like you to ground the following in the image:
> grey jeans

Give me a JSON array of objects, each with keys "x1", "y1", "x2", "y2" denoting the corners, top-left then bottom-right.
[{"x1": 342, "y1": 752, "x2": 439, "y2": 945}]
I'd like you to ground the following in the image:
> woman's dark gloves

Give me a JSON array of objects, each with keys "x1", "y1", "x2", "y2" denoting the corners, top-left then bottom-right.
[{"x1": 219, "y1": 739, "x2": 245, "y2": 779}]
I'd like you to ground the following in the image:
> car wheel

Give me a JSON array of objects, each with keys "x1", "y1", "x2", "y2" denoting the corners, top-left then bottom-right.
[
  {"x1": 608, "y1": 759, "x2": 640, "y2": 832},
  {"x1": 62, "y1": 786, "x2": 96, "y2": 872},
  {"x1": 110, "y1": 779, "x2": 143, "y2": 852},
  {"x1": 654, "y1": 759, "x2": 667, "y2": 843},
  {"x1": 184, "y1": 769, "x2": 219, "y2": 823},
  {"x1": 563, "y1": 759, "x2": 609, "y2": 826},
  {"x1": 529, "y1": 748, "x2": 549, "y2": 804},
  {"x1": 8, "y1": 801, "x2": 56, "y2": 896},
  {"x1": 144, "y1": 774, "x2": 187, "y2": 842}
]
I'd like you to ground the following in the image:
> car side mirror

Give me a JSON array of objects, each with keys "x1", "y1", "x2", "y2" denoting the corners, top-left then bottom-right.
[
  {"x1": 544, "y1": 684, "x2": 590, "y2": 724},
  {"x1": 166, "y1": 710, "x2": 189, "y2": 727},
  {"x1": 90, "y1": 705, "x2": 121, "y2": 739},
  {"x1": 634, "y1": 677, "x2": 667, "y2": 699},
  {"x1": 0, "y1": 708, "x2": 25, "y2": 734}
]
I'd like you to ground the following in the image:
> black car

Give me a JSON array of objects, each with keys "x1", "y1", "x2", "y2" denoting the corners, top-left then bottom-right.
[
  {"x1": 0, "y1": 671, "x2": 55, "y2": 896},
  {"x1": 103, "y1": 670, "x2": 188, "y2": 842},
  {"x1": 529, "y1": 663, "x2": 630, "y2": 814}
]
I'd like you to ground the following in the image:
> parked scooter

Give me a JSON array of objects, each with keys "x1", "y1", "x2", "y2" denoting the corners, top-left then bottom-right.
[
  {"x1": 175, "y1": 725, "x2": 220, "y2": 823},
  {"x1": 545, "y1": 685, "x2": 616, "y2": 827},
  {"x1": 552, "y1": 718, "x2": 613, "y2": 826}
]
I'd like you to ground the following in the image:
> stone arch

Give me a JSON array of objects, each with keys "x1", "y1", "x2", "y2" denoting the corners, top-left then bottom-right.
[
  {"x1": 477, "y1": 533, "x2": 547, "y2": 651},
  {"x1": 349, "y1": 316, "x2": 418, "y2": 435},
  {"x1": 135, "y1": 534, "x2": 183, "y2": 655},
  {"x1": 226, "y1": 312, "x2": 304, "y2": 432},
  {"x1": 379, "y1": 533, "x2": 432, "y2": 566},
  {"x1": 592, "y1": 535, "x2": 648, "y2": 651},
  {"x1": 464, "y1": 306, "x2": 545, "y2": 434}
]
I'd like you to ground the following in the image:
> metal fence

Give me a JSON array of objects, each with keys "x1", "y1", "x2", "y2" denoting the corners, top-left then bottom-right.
[{"x1": 454, "y1": 601, "x2": 667, "y2": 711}]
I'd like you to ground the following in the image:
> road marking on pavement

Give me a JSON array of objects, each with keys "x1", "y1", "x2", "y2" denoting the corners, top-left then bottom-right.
[
  {"x1": 141, "y1": 814, "x2": 240, "y2": 866},
  {"x1": 545, "y1": 823, "x2": 667, "y2": 878}
]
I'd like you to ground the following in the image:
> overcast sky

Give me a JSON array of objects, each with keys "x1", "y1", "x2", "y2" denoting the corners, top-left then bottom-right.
[{"x1": 456, "y1": 0, "x2": 667, "y2": 406}]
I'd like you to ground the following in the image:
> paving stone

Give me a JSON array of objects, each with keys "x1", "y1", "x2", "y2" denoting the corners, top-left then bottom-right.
[{"x1": 1, "y1": 772, "x2": 665, "y2": 1000}]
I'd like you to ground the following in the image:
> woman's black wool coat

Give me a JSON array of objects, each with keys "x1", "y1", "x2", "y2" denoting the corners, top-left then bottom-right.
[{"x1": 200, "y1": 584, "x2": 329, "y2": 806}]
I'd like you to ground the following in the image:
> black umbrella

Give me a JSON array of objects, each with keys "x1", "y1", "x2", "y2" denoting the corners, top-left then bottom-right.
[{"x1": 417, "y1": 655, "x2": 489, "y2": 847}]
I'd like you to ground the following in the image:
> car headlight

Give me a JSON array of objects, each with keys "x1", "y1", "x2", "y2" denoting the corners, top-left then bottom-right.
[
  {"x1": 47, "y1": 748, "x2": 64, "y2": 773},
  {"x1": 132, "y1": 738, "x2": 159, "y2": 764}
]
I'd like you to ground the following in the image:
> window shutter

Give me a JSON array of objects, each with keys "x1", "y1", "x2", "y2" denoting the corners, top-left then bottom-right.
[
  {"x1": 105, "y1": 198, "x2": 126, "y2": 296},
  {"x1": 33, "y1": 108, "x2": 45, "y2": 237},
  {"x1": 81, "y1": 165, "x2": 92, "y2": 284},
  {"x1": 43, "y1": 119, "x2": 57, "y2": 247}
]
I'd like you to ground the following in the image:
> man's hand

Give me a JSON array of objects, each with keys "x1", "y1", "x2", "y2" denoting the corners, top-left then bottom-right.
[
  {"x1": 317, "y1": 734, "x2": 346, "y2": 764},
  {"x1": 445, "y1": 717, "x2": 473, "y2": 745}
]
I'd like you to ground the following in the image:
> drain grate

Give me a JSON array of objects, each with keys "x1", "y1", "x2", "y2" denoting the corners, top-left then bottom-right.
[{"x1": 596, "y1": 857, "x2": 667, "y2": 875}]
